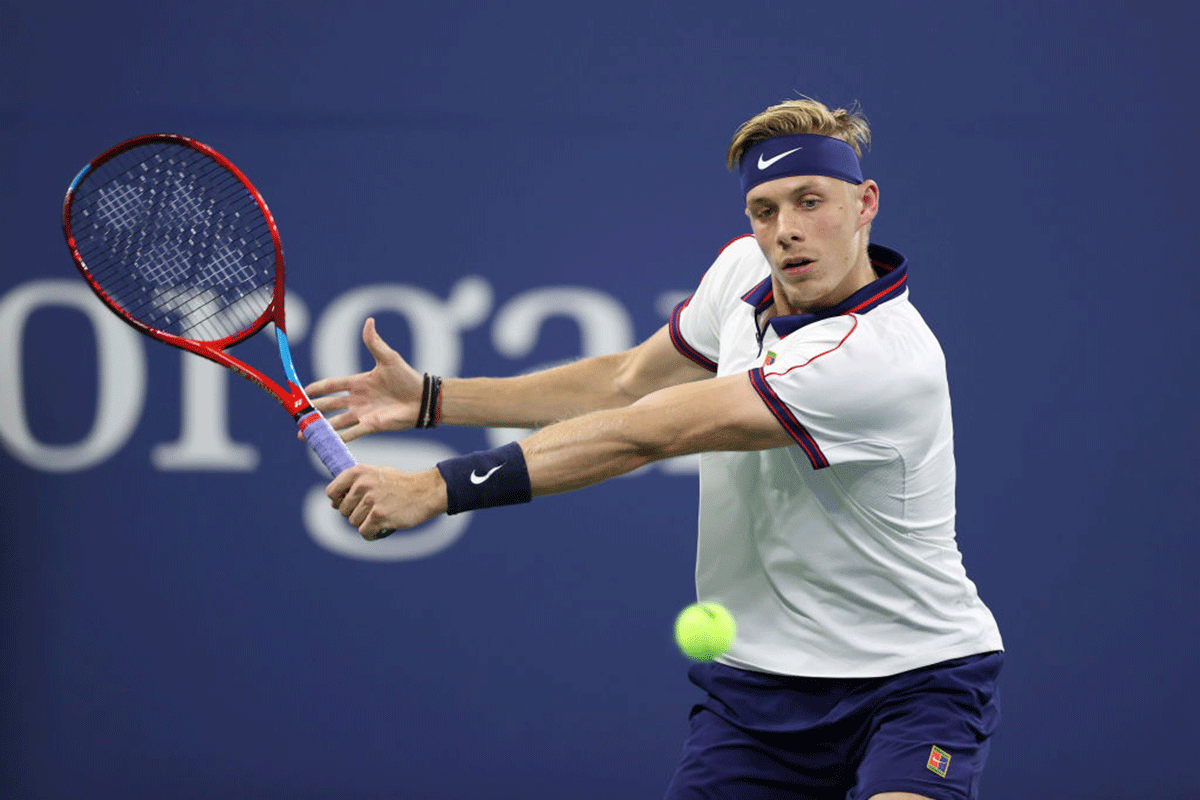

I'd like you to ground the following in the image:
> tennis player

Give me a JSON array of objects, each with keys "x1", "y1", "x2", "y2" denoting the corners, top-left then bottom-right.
[{"x1": 310, "y1": 98, "x2": 1004, "y2": 800}]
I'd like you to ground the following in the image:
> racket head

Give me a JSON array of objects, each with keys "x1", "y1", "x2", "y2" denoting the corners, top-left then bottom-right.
[
  {"x1": 62, "y1": 134, "x2": 287, "y2": 351},
  {"x1": 61, "y1": 134, "x2": 363, "y2": 482}
]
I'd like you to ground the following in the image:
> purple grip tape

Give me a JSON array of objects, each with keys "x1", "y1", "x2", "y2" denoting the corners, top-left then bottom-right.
[{"x1": 300, "y1": 412, "x2": 358, "y2": 477}]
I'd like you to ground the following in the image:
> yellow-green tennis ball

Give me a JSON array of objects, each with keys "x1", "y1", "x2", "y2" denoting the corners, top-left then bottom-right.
[{"x1": 674, "y1": 602, "x2": 736, "y2": 662}]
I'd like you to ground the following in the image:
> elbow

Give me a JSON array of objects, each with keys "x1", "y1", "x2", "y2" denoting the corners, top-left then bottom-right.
[
  {"x1": 610, "y1": 352, "x2": 648, "y2": 407},
  {"x1": 619, "y1": 407, "x2": 695, "y2": 464}
]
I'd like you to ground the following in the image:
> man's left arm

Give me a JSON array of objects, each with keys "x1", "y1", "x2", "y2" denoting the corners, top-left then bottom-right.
[{"x1": 326, "y1": 372, "x2": 791, "y2": 538}]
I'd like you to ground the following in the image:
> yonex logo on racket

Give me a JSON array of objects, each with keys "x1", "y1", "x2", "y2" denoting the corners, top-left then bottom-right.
[{"x1": 470, "y1": 464, "x2": 504, "y2": 484}]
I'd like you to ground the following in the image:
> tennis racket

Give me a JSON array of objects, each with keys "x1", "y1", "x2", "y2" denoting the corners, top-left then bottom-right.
[{"x1": 62, "y1": 133, "x2": 356, "y2": 478}]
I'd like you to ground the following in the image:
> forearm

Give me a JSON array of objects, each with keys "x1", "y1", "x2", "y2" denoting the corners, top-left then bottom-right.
[
  {"x1": 517, "y1": 371, "x2": 794, "y2": 497},
  {"x1": 440, "y1": 352, "x2": 636, "y2": 429},
  {"x1": 521, "y1": 404, "x2": 666, "y2": 495},
  {"x1": 440, "y1": 326, "x2": 708, "y2": 429},
  {"x1": 309, "y1": 321, "x2": 707, "y2": 442},
  {"x1": 331, "y1": 371, "x2": 792, "y2": 539}
]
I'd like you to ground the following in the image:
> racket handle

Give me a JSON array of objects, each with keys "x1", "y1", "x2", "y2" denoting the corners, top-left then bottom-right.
[
  {"x1": 298, "y1": 411, "x2": 396, "y2": 539},
  {"x1": 299, "y1": 411, "x2": 358, "y2": 477}
]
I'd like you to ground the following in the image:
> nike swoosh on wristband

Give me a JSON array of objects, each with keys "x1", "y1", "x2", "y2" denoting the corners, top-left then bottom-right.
[
  {"x1": 470, "y1": 464, "x2": 504, "y2": 484},
  {"x1": 757, "y1": 146, "x2": 803, "y2": 170}
]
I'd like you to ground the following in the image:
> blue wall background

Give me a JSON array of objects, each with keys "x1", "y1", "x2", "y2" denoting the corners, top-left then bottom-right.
[{"x1": 3, "y1": 2, "x2": 1197, "y2": 798}]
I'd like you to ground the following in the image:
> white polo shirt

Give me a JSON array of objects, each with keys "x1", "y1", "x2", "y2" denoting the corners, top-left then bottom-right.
[{"x1": 670, "y1": 236, "x2": 1003, "y2": 678}]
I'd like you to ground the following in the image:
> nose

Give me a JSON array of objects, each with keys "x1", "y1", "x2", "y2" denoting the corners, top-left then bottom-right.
[{"x1": 776, "y1": 206, "x2": 805, "y2": 246}]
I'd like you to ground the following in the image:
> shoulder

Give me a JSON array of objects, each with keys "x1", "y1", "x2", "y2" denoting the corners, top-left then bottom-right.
[
  {"x1": 718, "y1": 233, "x2": 759, "y2": 258},
  {"x1": 696, "y1": 235, "x2": 767, "y2": 300},
  {"x1": 710, "y1": 234, "x2": 764, "y2": 275},
  {"x1": 682, "y1": 235, "x2": 767, "y2": 314},
  {"x1": 768, "y1": 296, "x2": 946, "y2": 393},
  {"x1": 854, "y1": 293, "x2": 945, "y2": 366},
  {"x1": 713, "y1": 235, "x2": 762, "y2": 273}
]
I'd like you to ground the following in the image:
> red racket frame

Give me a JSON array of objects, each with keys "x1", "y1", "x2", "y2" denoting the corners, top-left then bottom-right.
[{"x1": 62, "y1": 133, "x2": 309, "y2": 417}]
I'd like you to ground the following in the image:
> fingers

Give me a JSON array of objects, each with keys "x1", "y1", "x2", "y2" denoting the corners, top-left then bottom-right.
[
  {"x1": 306, "y1": 318, "x2": 400, "y2": 401},
  {"x1": 310, "y1": 400, "x2": 350, "y2": 426},
  {"x1": 327, "y1": 466, "x2": 376, "y2": 534},
  {"x1": 296, "y1": 409, "x2": 354, "y2": 442},
  {"x1": 362, "y1": 317, "x2": 398, "y2": 364},
  {"x1": 330, "y1": 412, "x2": 369, "y2": 443},
  {"x1": 298, "y1": 412, "x2": 367, "y2": 443},
  {"x1": 326, "y1": 465, "x2": 409, "y2": 541},
  {"x1": 326, "y1": 464, "x2": 363, "y2": 508},
  {"x1": 348, "y1": 496, "x2": 372, "y2": 530},
  {"x1": 304, "y1": 375, "x2": 348, "y2": 399}
]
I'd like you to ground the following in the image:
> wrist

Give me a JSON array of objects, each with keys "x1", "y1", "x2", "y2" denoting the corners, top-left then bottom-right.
[
  {"x1": 435, "y1": 442, "x2": 532, "y2": 514},
  {"x1": 415, "y1": 374, "x2": 443, "y2": 429},
  {"x1": 421, "y1": 467, "x2": 450, "y2": 518}
]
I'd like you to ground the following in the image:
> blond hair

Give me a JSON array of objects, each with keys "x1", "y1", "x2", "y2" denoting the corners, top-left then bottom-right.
[{"x1": 726, "y1": 98, "x2": 871, "y2": 171}]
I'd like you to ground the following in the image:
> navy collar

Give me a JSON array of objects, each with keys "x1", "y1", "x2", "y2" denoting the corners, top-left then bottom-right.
[{"x1": 742, "y1": 244, "x2": 909, "y2": 338}]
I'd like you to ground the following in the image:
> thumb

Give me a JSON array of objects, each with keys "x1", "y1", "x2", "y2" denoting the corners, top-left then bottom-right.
[{"x1": 362, "y1": 317, "x2": 397, "y2": 364}]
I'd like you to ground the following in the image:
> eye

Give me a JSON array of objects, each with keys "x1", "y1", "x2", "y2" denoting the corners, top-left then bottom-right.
[
  {"x1": 800, "y1": 197, "x2": 821, "y2": 210},
  {"x1": 753, "y1": 207, "x2": 775, "y2": 221}
]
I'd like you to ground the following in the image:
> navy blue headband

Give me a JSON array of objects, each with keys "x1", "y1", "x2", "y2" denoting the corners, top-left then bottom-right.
[{"x1": 739, "y1": 134, "x2": 863, "y2": 195}]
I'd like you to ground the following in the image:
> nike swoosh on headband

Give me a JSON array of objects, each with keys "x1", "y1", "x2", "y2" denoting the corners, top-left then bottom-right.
[{"x1": 757, "y1": 146, "x2": 803, "y2": 170}]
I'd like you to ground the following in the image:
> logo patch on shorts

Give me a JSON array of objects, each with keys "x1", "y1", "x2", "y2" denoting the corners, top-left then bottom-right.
[{"x1": 926, "y1": 745, "x2": 951, "y2": 777}]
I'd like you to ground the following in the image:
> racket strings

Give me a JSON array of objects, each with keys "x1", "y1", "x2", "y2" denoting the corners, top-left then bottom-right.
[{"x1": 69, "y1": 142, "x2": 277, "y2": 342}]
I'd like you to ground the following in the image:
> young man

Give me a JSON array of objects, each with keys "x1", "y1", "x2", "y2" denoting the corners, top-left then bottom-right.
[{"x1": 310, "y1": 98, "x2": 1003, "y2": 800}]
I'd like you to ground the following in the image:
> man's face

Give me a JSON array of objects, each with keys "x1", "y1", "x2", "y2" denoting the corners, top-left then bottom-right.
[{"x1": 744, "y1": 174, "x2": 879, "y2": 316}]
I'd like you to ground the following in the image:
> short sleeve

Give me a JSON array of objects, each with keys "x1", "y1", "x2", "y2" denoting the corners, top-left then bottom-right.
[
  {"x1": 669, "y1": 294, "x2": 719, "y2": 372},
  {"x1": 668, "y1": 235, "x2": 758, "y2": 372}
]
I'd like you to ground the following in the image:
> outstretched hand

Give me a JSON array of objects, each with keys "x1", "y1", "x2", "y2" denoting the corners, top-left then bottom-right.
[{"x1": 304, "y1": 318, "x2": 424, "y2": 442}]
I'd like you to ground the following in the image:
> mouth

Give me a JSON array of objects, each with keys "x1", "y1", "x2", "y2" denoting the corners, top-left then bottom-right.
[{"x1": 781, "y1": 257, "x2": 815, "y2": 274}]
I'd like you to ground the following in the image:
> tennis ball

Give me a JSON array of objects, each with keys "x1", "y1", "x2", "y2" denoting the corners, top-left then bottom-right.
[{"x1": 674, "y1": 602, "x2": 736, "y2": 662}]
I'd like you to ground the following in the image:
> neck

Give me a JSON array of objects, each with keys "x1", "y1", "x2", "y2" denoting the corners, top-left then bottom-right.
[{"x1": 774, "y1": 251, "x2": 877, "y2": 318}]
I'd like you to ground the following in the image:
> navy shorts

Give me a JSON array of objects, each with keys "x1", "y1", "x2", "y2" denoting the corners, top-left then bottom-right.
[{"x1": 663, "y1": 651, "x2": 1002, "y2": 800}]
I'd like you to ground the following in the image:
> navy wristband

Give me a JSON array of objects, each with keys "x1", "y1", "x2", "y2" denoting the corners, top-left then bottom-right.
[{"x1": 436, "y1": 442, "x2": 532, "y2": 515}]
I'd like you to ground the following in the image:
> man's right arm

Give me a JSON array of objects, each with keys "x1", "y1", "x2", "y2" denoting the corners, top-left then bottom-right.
[
  {"x1": 441, "y1": 324, "x2": 713, "y2": 428},
  {"x1": 305, "y1": 318, "x2": 713, "y2": 441}
]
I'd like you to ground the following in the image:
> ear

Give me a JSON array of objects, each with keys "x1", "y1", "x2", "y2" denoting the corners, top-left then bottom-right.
[{"x1": 857, "y1": 180, "x2": 880, "y2": 228}]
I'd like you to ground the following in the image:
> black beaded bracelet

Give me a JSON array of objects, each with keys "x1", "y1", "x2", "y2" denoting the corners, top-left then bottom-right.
[
  {"x1": 416, "y1": 374, "x2": 432, "y2": 427},
  {"x1": 416, "y1": 374, "x2": 443, "y2": 429}
]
